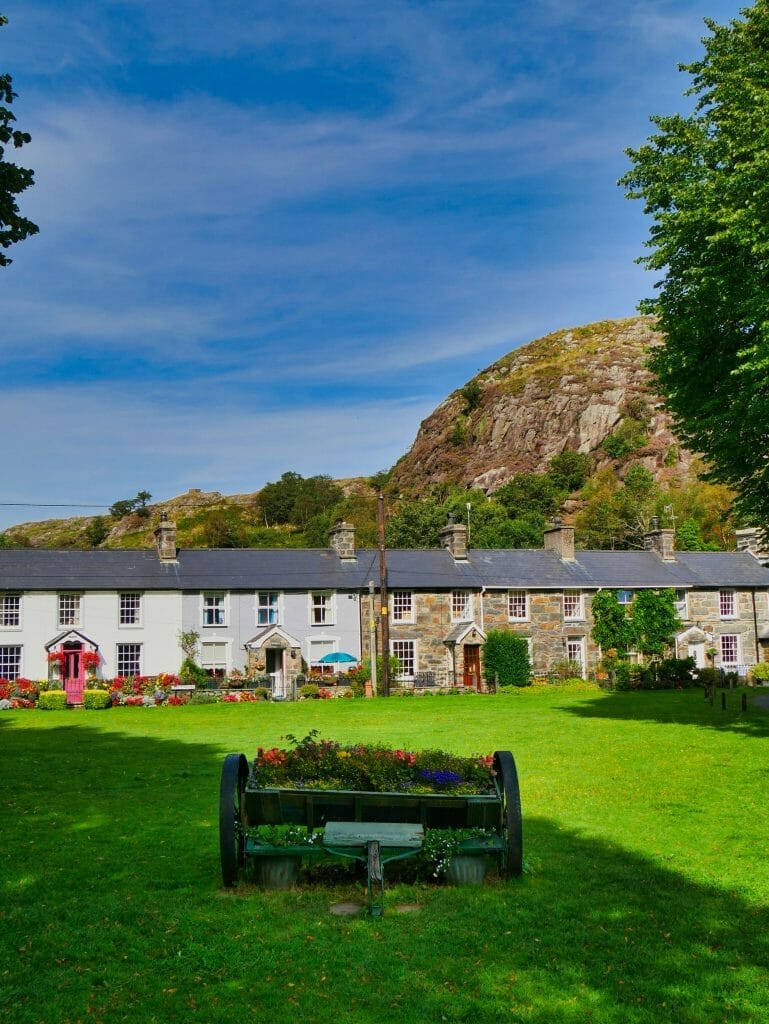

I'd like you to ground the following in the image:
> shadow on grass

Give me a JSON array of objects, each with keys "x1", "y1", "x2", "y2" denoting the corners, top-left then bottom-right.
[
  {"x1": 1, "y1": 716, "x2": 768, "y2": 1024},
  {"x1": 554, "y1": 687, "x2": 769, "y2": 738}
]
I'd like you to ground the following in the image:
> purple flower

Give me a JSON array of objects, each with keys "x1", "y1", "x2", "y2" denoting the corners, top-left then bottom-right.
[{"x1": 419, "y1": 769, "x2": 462, "y2": 787}]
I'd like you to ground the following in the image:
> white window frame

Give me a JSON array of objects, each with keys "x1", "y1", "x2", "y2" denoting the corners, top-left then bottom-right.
[
  {"x1": 617, "y1": 590, "x2": 634, "y2": 606},
  {"x1": 391, "y1": 591, "x2": 414, "y2": 623},
  {"x1": 309, "y1": 591, "x2": 334, "y2": 626},
  {"x1": 563, "y1": 590, "x2": 583, "y2": 621},
  {"x1": 566, "y1": 636, "x2": 585, "y2": 677},
  {"x1": 116, "y1": 643, "x2": 142, "y2": 677},
  {"x1": 119, "y1": 592, "x2": 142, "y2": 627},
  {"x1": 0, "y1": 644, "x2": 22, "y2": 680},
  {"x1": 675, "y1": 589, "x2": 689, "y2": 619},
  {"x1": 391, "y1": 639, "x2": 416, "y2": 681},
  {"x1": 58, "y1": 593, "x2": 82, "y2": 628},
  {"x1": 507, "y1": 590, "x2": 528, "y2": 622},
  {"x1": 308, "y1": 638, "x2": 336, "y2": 669},
  {"x1": 0, "y1": 593, "x2": 21, "y2": 628},
  {"x1": 719, "y1": 590, "x2": 737, "y2": 619},
  {"x1": 720, "y1": 634, "x2": 739, "y2": 666},
  {"x1": 451, "y1": 590, "x2": 473, "y2": 623},
  {"x1": 256, "y1": 591, "x2": 281, "y2": 627},
  {"x1": 202, "y1": 592, "x2": 227, "y2": 627},
  {"x1": 200, "y1": 640, "x2": 229, "y2": 678}
]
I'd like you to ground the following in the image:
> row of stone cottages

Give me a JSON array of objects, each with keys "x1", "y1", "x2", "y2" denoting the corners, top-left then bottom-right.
[{"x1": 1, "y1": 515, "x2": 768, "y2": 701}]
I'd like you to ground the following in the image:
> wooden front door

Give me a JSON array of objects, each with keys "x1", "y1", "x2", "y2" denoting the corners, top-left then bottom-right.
[
  {"x1": 63, "y1": 643, "x2": 85, "y2": 704},
  {"x1": 463, "y1": 645, "x2": 481, "y2": 690}
]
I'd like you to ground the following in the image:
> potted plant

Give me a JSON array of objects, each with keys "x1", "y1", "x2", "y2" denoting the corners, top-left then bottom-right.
[
  {"x1": 252, "y1": 824, "x2": 319, "y2": 889},
  {"x1": 421, "y1": 827, "x2": 497, "y2": 885}
]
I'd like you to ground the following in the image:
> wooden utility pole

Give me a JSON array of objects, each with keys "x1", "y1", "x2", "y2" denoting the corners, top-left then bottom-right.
[{"x1": 377, "y1": 493, "x2": 390, "y2": 697}]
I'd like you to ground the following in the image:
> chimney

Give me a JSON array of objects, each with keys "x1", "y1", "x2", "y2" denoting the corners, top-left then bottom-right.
[
  {"x1": 544, "y1": 516, "x2": 575, "y2": 561},
  {"x1": 154, "y1": 512, "x2": 178, "y2": 562},
  {"x1": 329, "y1": 520, "x2": 356, "y2": 561},
  {"x1": 736, "y1": 527, "x2": 769, "y2": 563},
  {"x1": 644, "y1": 516, "x2": 675, "y2": 561},
  {"x1": 439, "y1": 514, "x2": 468, "y2": 560}
]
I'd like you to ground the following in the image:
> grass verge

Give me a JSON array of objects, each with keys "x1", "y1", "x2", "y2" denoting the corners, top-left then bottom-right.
[{"x1": 2, "y1": 687, "x2": 768, "y2": 1023}]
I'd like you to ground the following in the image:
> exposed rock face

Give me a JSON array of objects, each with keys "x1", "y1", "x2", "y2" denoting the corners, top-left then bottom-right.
[{"x1": 390, "y1": 317, "x2": 695, "y2": 495}]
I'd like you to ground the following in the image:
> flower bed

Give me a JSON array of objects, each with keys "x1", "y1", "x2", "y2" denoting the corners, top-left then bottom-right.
[{"x1": 252, "y1": 731, "x2": 496, "y2": 794}]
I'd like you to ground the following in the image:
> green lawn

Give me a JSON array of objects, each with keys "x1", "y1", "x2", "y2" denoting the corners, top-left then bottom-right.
[{"x1": 2, "y1": 688, "x2": 768, "y2": 1024}]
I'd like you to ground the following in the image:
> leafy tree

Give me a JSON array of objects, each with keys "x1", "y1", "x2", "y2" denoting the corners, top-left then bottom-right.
[
  {"x1": 0, "y1": 15, "x2": 38, "y2": 266},
  {"x1": 621, "y1": 2, "x2": 769, "y2": 527},
  {"x1": 591, "y1": 590, "x2": 636, "y2": 656},
  {"x1": 632, "y1": 589, "x2": 681, "y2": 658},
  {"x1": 494, "y1": 472, "x2": 565, "y2": 520},
  {"x1": 257, "y1": 471, "x2": 343, "y2": 528},
  {"x1": 547, "y1": 451, "x2": 592, "y2": 493},
  {"x1": 109, "y1": 491, "x2": 152, "y2": 519},
  {"x1": 386, "y1": 499, "x2": 447, "y2": 548},
  {"x1": 200, "y1": 508, "x2": 244, "y2": 548},
  {"x1": 576, "y1": 465, "x2": 659, "y2": 549},
  {"x1": 84, "y1": 516, "x2": 110, "y2": 547},
  {"x1": 483, "y1": 630, "x2": 531, "y2": 687}
]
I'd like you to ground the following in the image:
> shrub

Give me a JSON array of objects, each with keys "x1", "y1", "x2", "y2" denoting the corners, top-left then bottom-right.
[
  {"x1": 612, "y1": 662, "x2": 639, "y2": 691},
  {"x1": 483, "y1": 630, "x2": 531, "y2": 687},
  {"x1": 38, "y1": 690, "x2": 67, "y2": 710},
  {"x1": 253, "y1": 686, "x2": 271, "y2": 700},
  {"x1": 179, "y1": 657, "x2": 208, "y2": 686},
  {"x1": 548, "y1": 659, "x2": 585, "y2": 684},
  {"x1": 82, "y1": 689, "x2": 112, "y2": 710},
  {"x1": 189, "y1": 690, "x2": 218, "y2": 705},
  {"x1": 751, "y1": 662, "x2": 769, "y2": 683},
  {"x1": 299, "y1": 683, "x2": 319, "y2": 699},
  {"x1": 655, "y1": 657, "x2": 697, "y2": 688},
  {"x1": 696, "y1": 667, "x2": 720, "y2": 690}
]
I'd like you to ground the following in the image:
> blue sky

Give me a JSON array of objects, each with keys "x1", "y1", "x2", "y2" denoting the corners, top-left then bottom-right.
[{"x1": 0, "y1": 0, "x2": 745, "y2": 530}]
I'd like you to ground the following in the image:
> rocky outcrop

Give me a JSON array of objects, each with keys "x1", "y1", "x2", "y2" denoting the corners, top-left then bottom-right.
[{"x1": 390, "y1": 317, "x2": 695, "y2": 495}]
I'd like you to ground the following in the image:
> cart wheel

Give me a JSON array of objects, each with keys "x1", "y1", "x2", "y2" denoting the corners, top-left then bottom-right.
[
  {"x1": 493, "y1": 750, "x2": 523, "y2": 878},
  {"x1": 220, "y1": 753, "x2": 249, "y2": 886}
]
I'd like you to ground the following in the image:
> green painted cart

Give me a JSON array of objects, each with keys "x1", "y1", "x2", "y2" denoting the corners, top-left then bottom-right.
[{"x1": 219, "y1": 750, "x2": 522, "y2": 914}]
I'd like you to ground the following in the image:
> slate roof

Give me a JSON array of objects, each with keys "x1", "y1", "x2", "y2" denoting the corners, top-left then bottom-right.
[{"x1": 1, "y1": 546, "x2": 769, "y2": 592}]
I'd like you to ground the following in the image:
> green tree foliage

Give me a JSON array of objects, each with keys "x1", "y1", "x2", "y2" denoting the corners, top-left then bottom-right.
[
  {"x1": 386, "y1": 499, "x2": 447, "y2": 549},
  {"x1": 109, "y1": 491, "x2": 152, "y2": 519},
  {"x1": 621, "y1": 2, "x2": 769, "y2": 527},
  {"x1": 494, "y1": 472, "x2": 565, "y2": 519},
  {"x1": 200, "y1": 507, "x2": 244, "y2": 548},
  {"x1": 84, "y1": 517, "x2": 110, "y2": 547},
  {"x1": 258, "y1": 472, "x2": 343, "y2": 528},
  {"x1": 0, "y1": 16, "x2": 38, "y2": 266},
  {"x1": 547, "y1": 451, "x2": 592, "y2": 493},
  {"x1": 576, "y1": 465, "x2": 660, "y2": 549},
  {"x1": 632, "y1": 589, "x2": 681, "y2": 658},
  {"x1": 483, "y1": 630, "x2": 531, "y2": 687},
  {"x1": 460, "y1": 380, "x2": 483, "y2": 414},
  {"x1": 591, "y1": 590, "x2": 636, "y2": 656}
]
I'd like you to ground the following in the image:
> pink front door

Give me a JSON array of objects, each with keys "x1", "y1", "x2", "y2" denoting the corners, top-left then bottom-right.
[{"x1": 63, "y1": 644, "x2": 84, "y2": 703}]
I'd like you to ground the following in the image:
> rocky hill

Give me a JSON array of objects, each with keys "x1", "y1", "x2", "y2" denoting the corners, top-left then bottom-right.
[
  {"x1": 3, "y1": 317, "x2": 712, "y2": 549},
  {"x1": 389, "y1": 316, "x2": 695, "y2": 495}
]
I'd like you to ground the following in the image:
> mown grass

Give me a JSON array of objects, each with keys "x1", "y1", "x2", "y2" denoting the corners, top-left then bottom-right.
[{"x1": 2, "y1": 687, "x2": 769, "y2": 1024}]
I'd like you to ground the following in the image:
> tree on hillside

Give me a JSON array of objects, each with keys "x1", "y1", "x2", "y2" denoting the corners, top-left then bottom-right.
[
  {"x1": 258, "y1": 472, "x2": 344, "y2": 528},
  {"x1": 622, "y1": 1, "x2": 769, "y2": 527},
  {"x1": 0, "y1": 15, "x2": 38, "y2": 265},
  {"x1": 110, "y1": 491, "x2": 152, "y2": 519}
]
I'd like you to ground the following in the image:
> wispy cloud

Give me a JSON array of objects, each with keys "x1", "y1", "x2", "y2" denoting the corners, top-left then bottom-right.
[{"x1": 0, "y1": 0, "x2": 744, "y2": 529}]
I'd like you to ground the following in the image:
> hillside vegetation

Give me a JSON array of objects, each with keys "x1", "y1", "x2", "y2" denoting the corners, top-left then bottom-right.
[{"x1": 1, "y1": 318, "x2": 739, "y2": 552}]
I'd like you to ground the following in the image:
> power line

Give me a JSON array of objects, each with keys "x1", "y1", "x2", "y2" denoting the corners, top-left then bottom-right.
[{"x1": 0, "y1": 502, "x2": 112, "y2": 508}]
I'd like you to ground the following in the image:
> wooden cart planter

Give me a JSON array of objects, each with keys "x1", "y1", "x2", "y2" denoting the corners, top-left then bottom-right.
[{"x1": 219, "y1": 749, "x2": 523, "y2": 915}]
